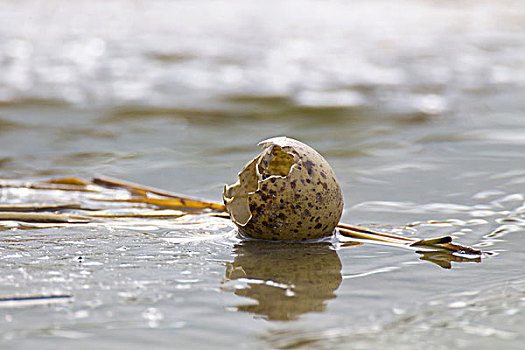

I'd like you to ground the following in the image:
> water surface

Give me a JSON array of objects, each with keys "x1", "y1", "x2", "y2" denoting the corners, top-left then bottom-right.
[{"x1": 1, "y1": 1, "x2": 524, "y2": 349}]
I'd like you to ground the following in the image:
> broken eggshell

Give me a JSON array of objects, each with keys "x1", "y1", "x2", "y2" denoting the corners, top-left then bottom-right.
[{"x1": 223, "y1": 137, "x2": 343, "y2": 241}]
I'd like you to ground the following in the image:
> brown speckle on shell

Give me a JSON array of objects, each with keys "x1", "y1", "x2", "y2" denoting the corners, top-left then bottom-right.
[{"x1": 223, "y1": 136, "x2": 344, "y2": 241}]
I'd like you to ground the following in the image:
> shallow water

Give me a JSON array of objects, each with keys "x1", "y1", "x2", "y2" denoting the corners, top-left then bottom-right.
[{"x1": 1, "y1": 0, "x2": 525, "y2": 349}]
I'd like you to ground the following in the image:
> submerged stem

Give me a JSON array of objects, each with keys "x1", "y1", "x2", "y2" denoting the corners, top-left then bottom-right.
[{"x1": 337, "y1": 222, "x2": 481, "y2": 256}]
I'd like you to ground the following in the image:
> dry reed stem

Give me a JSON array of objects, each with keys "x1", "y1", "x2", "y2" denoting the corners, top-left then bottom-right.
[{"x1": 0, "y1": 176, "x2": 482, "y2": 256}]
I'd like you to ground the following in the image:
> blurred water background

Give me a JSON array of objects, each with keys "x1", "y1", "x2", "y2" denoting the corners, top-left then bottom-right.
[{"x1": 0, "y1": 0, "x2": 524, "y2": 349}]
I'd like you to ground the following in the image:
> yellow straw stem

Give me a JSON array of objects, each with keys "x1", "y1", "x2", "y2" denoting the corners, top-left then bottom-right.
[
  {"x1": 91, "y1": 197, "x2": 226, "y2": 211},
  {"x1": 337, "y1": 222, "x2": 481, "y2": 255}
]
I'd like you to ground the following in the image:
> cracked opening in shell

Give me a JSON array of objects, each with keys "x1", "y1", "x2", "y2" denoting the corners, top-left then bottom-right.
[
  {"x1": 224, "y1": 145, "x2": 296, "y2": 227},
  {"x1": 258, "y1": 146, "x2": 295, "y2": 180},
  {"x1": 223, "y1": 157, "x2": 258, "y2": 226}
]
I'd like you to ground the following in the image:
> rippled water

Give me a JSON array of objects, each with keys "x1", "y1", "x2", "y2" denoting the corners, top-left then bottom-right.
[{"x1": 1, "y1": 0, "x2": 525, "y2": 349}]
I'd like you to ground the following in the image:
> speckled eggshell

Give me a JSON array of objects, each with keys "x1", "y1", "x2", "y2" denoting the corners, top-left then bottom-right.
[{"x1": 223, "y1": 136, "x2": 344, "y2": 241}]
